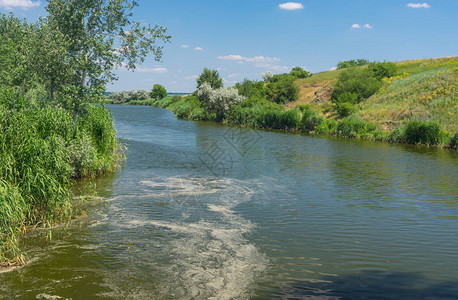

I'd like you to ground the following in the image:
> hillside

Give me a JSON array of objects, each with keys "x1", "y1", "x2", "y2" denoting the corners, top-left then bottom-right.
[{"x1": 289, "y1": 56, "x2": 458, "y2": 134}]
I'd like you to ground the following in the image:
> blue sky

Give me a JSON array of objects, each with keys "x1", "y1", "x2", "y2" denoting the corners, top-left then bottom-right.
[{"x1": 1, "y1": 0, "x2": 457, "y2": 92}]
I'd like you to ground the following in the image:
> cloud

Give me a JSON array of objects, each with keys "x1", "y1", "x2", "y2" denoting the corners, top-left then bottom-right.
[
  {"x1": 136, "y1": 67, "x2": 168, "y2": 73},
  {"x1": 227, "y1": 73, "x2": 240, "y2": 79},
  {"x1": 352, "y1": 23, "x2": 372, "y2": 29},
  {"x1": 254, "y1": 63, "x2": 289, "y2": 71},
  {"x1": 278, "y1": 2, "x2": 304, "y2": 10},
  {"x1": 217, "y1": 54, "x2": 280, "y2": 63},
  {"x1": 217, "y1": 54, "x2": 246, "y2": 61},
  {"x1": 329, "y1": 67, "x2": 337, "y2": 71},
  {"x1": 0, "y1": 0, "x2": 40, "y2": 9},
  {"x1": 185, "y1": 75, "x2": 199, "y2": 80},
  {"x1": 181, "y1": 45, "x2": 189, "y2": 48},
  {"x1": 194, "y1": 47, "x2": 203, "y2": 51},
  {"x1": 407, "y1": 2, "x2": 431, "y2": 8}
]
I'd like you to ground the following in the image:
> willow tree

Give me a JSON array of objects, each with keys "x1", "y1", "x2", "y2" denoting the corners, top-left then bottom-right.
[{"x1": 45, "y1": 0, "x2": 171, "y2": 116}]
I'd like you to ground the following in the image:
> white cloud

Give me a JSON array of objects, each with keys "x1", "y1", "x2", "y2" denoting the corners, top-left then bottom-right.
[
  {"x1": 330, "y1": 67, "x2": 337, "y2": 71},
  {"x1": 194, "y1": 47, "x2": 203, "y2": 51},
  {"x1": 217, "y1": 54, "x2": 280, "y2": 63},
  {"x1": 352, "y1": 23, "x2": 372, "y2": 29},
  {"x1": 254, "y1": 63, "x2": 289, "y2": 71},
  {"x1": 0, "y1": 0, "x2": 40, "y2": 9},
  {"x1": 185, "y1": 75, "x2": 199, "y2": 80},
  {"x1": 217, "y1": 54, "x2": 246, "y2": 61},
  {"x1": 228, "y1": 73, "x2": 240, "y2": 79},
  {"x1": 127, "y1": 66, "x2": 167, "y2": 73},
  {"x1": 279, "y1": 2, "x2": 304, "y2": 10},
  {"x1": 181, "y1": 45, "x2": 189, "y2": 48},
  {"x1": 407, "y1": 2, "x2": 431, "y2": 8}
]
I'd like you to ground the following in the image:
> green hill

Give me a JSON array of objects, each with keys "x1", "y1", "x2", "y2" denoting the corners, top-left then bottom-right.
[{"x1": 291, "y1": 56, "x2": 458, "y2": 135}]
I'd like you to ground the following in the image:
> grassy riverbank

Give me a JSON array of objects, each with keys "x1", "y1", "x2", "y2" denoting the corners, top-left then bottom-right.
[
  {"x1": 0, "y1": 90, "x2": 122, "y2": 266},
  {"x1": 120, "y1": 56, "x2": 457, "y2": 149}
]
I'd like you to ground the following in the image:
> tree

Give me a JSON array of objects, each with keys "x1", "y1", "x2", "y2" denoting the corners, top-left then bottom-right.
[
  {"x1": 261, "y1": 71, "x2": 273, "y2": 82},
  {"x1": 289, "y1": 67, "x2": 311, "y2": 79},
  {"x1": 150, "y1": 84, "x2": 167, "y2": 100},
  {"x1": 45, "y1": 0, "x2": 171, "y2": 119},
  {"x1": 265, "y1": 74, "x2": 299, "y2": 104},
  {"x1": 235, "y1": 79, "x2": 265, "y2": 98},
  {"x1": 196, "y1": 68, "x2": 223, "y2": 89}
]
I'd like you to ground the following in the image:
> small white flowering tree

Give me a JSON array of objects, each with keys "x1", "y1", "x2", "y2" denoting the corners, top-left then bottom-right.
[
  {"x1": 197, "y1": 82, "x2": 245, "y2": 120},
  {"x1": 262, "y1": 71, "x2": 273, "y2": 82}
]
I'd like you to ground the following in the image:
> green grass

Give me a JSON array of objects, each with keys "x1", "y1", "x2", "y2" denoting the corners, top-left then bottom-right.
[{"x1": 0, "y1": 89, "x2": 122, "y2": 265}]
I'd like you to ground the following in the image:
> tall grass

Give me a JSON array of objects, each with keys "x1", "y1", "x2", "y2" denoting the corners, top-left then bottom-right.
[{"x1": 0, "y1": 89, "x2": 121, "y2": 264}]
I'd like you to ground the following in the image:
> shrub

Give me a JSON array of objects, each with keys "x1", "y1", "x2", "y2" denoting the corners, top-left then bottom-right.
[
  {"x1": 150, "y1": 84, "x2": 167, "y2": 100},
  {"x1": 337, "y1": 59, "x2": 369, "y2": 69},
  {"x1": 290, "y1": 66, "x2": 311, "y2": 79},
  {"x1": 316, "y1": 119, "x2": 338, "y2": 134},
  {"x1": 331, "y1": 67, "x2": 383, "y2": 103},
  {"x1": 336, "y1": 102, "x2": 356, "y2": 118},
  {"x1": 367, "y1": 61, "x2": 397, "y2": 80},
  {"x1": 235, "y1": 79, "x2": 265, "y2": 98},
  {"x1": 403, "y1": 120, "x2": 442, "y2": 145},
  {"x1": 300, "y1": 107, "x2": 324, "y2": 131},
  {"x1": 265, "y1": 74, "x2": 299, "y2": 104},
  {"x1": 337, "y1": 116, "x2": 372, "y2": 138},
  {"x1": 449, "y1": 132, "x2": 458, "y2": 149},
  {"x1": 196, "y1": 83, "x2": 245, "y2": 121}
]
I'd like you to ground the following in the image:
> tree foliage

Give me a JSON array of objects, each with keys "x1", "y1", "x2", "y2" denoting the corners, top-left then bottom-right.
[
  {"x1": 150, "y1": 84, "x2": 167, "y2": 100},
  {"x1": 290, "y1": 66, "x2": 311, "y2": 79},
  {"x1": 265, "y1": 74, "x2": 299, "y2": 104},
  {"x1": 196, "y1": 68, "x2": 223, "y2": 89},
  {"x1": 337, "y1": 59, "x2": 369, "y2": 69}
]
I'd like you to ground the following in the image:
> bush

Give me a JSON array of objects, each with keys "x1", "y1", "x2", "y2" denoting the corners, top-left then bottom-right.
[
  {"x1": 336, "y1": 102, "x2": 356, "y2": 118},
  {"x1": 265, "y1": 74, "x2": 299, "y2": 104},
  {"x1": 331, "y1": 68, "x2": 383, "y2": 103},
  {"x1": 337, "y1": 116, "x2": 373, "y2": 138},
  {"x1": 235, "y1": 79, "x2": 265, "y2": 98},
  {"x1": 337, "y1": 59, "x2": 369, "y2": 69},
  {"x1": 403, "y1": 120, "x2": 442, "y2": 145},
  {"x1": 196, "y1": 83, "x2": 245, "y2": 121},
  {"x1": 367, "y1": 61, "x2": 397, "y2": 80},
  {"x1": 290, "y1": 66, "x2": 311, "y2": 79},
  {"x1": 449, "y1": 132, "x2": 458, "y2": 149},
  {"x1": 300, "y1": 106, "x2": 324, "y2": 131},
  {"x1": 316, "y1": 119, "x2": 338, "y2": 134}
]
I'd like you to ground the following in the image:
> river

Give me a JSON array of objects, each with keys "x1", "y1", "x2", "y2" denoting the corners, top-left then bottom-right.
[{"x1": 1, "y1": 105, "x2": 457, "y2": 299}]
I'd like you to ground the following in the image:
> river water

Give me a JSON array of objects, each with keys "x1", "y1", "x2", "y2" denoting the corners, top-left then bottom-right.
[{"x1": 1, "y1": 105, "x2": 457, "y2": 299}]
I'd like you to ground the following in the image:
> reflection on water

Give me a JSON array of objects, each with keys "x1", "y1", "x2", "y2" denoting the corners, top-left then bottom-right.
[{"x1": 1, "y1": 105, "x2": 457, "y2": 299}]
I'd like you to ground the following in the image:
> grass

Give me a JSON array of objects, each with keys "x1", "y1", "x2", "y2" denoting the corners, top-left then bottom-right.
[{"x1": 0, "y1": 89, "x2": 122, "y2": 265}]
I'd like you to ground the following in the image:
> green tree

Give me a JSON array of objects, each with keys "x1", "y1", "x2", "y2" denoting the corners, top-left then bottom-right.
[
  {"x1": 235, "y1": 79, "x2": 265, "y2": 98},
  {"x1": 265, "y1": 74, "x2": 299, "y2": 104},
  {"x1": 45, "y1": 0, "x2": 171, "y2": 119},
  {"x1": 289, "y1": 66, "x2": 311, "y2": 79},
  {"x1": 196, "y1": 68, "x2": 223, "y2": 89},
  {"x1": 150, "y1": 84, "x2": 167, "y2": 100}
]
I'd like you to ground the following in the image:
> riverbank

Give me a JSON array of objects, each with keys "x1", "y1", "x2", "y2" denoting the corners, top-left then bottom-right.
[
  {"x1": 0, "y1": 90, "x2": 123, "y2": 265},
  {"x1": 108, "y1": 57, "x2": 457, "y2": 149}
]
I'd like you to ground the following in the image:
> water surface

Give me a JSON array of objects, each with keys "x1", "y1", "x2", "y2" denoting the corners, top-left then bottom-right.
[{"x1": 1, "y1": 105, "x2": 457, "y2": 299}]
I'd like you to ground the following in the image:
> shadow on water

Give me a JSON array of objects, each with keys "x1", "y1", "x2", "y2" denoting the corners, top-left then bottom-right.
[{"x1": 256, "y1": 271, "x2": 458, "y2": 299}]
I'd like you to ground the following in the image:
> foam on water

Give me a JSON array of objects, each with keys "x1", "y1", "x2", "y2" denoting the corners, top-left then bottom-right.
[{"x1": 114, "y1": 176, "x2": 268, "y2": 299}]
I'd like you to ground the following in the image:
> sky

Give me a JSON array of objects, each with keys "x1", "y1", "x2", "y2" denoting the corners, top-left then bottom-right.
[{"x1": 1, "y1": 0, "x2": 457, "y2": 92}]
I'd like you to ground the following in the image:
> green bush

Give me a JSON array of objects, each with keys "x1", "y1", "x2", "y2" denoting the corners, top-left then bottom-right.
[
  {"x1": 367, "y1": 61, "x2": 397, "y2": 80},
  {"x1": 316, "y1": 119, "x2": 338, "y2": 134},
  {"x1": 337, "y1": 116, "x2": 373, "y2": 138},
  {"x1": 449, "y1": 132, "x2": 458, "y2": 149},
  {"x1": 265, "y1": 74, "x2": 299, "y2": 104},
  {"x1": 300, "y1": 107, "x2": 324, "y2": 131},
  {"x1": 403, "y1": 120, "x2": 442, "y2": 145},
  {"x1": 331, "y1": 67, "x2": 383, "y2": 103},
  {"x1": 336, "y1": 102, "x2": 356, "y2": 118}
]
